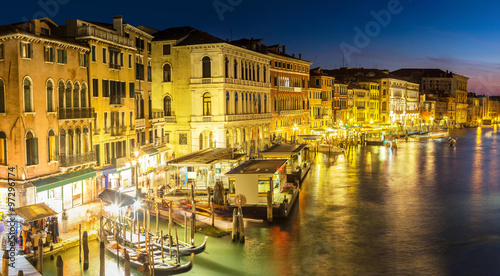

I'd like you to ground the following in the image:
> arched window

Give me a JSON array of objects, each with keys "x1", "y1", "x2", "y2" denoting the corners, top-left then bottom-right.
[
  {"x1": 0, "y1": 79, "x2": 5, "y2": 113},
  {"x1": 225, "y1": 58, "x2": 229, "y2": 78},
  {"x1": 226, "y1": 92, "x2": 230, "y2": 114},
  {"x1": 382, "y1": 102, "x2": 387, "y2": 111},
  {"x1": 163, "y1": 64, "x2": 171, "y2": 82},
  {"x1": 67, "y1": 129, "x2": 74, "y2": 156},
  {"x1": 75, "y1": 128, "x2": 81, "y2": 155},
  {"x1": 59, "y1": 128, "x2": 66, "y2": 159},
  {"x1": 73, "y1": 82, "x2": 80, "y2": 108},
  {"x1": 81, "y1": 83, "x2": 87, "y2": 107},
  {"x1": 257, "y1": 66, "x2": 260, "y2": 82},
  {"x1": 234, "y1": 92, "x2": 238, "y2": 113},
  {"x1": 58, "y1": 81, "x2": 65, "y2": 109},
  {"x1": 0, "y1": 131, "x2": 6, "y2": 165},
  {"x1": 263, "y1": 67, "x2": 267, "y2": 83},
  {"x1": 252, "y1": 65, "x2": 255, "y2": 81},
  {"x1": 48, "y1": 129, "x2": 58, "y2": 162},
  {"x1": 24, "y1": 78, "x2": 33, "y2": 112},
  {"x1": 264, "y1": 95, "x2": 267, "y2": 113},
  {"x1": 203, "y1": 93, "x2": 211, "y2": 116},
  {"x1": 163, "y1": 95, "x2": 172, "y2": 116},
  {"x1": 258, "y1": 94, "x2": 261, "y2": 114},
  {"x1": 274, "y1": 97, "x2": 277, "y2": 112},
  {"x1": 65, "y1": 81, "x2": 72, "y2": 108},
  {"x1": 199, "y1": 133, "x2": 203, "y2": 150},
  {"x1": 26, "y1": 130, "x2": 38, "y2": 165},
  {"x1": 46, "y1": 80, "x2": 54, "y2": 112},
  {"x1": 234, "y1": 59, "x2": 238, "y2": 79},
  {"x1": 202, "y1": 56, "x2": 211, "y2": 78},
  {"x1": 241, "y1": 62, "x2": 244, "y2": 80},
  {"x1": 82, "y1": 128, "x2": 89, "y2": 153}
]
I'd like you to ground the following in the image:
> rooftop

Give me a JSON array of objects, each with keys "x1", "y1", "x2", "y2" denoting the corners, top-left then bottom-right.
[
  {"x1": 225, "y1": 159, "x2": 287, "y2": 175},
  {"x1": 167, "y1": 148, "x2": 246, "y2": 166}
]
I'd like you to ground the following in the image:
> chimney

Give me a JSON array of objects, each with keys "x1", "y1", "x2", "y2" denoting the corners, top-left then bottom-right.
[
  {"x1": 282, "y1": 45, "x2": 286, "y2": 54},
  {"x1": 113, "y1": 16, "x2": 123, "y2": 36},
  {"x1": 292, "y1": 54, "x2": 295, "y2": 58},
  {"x1": 299, "y1": 53, "x2": 302, "y2": 60}
]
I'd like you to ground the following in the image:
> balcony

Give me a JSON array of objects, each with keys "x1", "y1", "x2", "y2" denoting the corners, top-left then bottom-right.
[
  {"x1": 110, "y1": 96, "x2": 122, "y2": 106},
  {"x1": 77, "y1": 25, "x2": 134, "y2": 48},
  {"x1": 59, "y1": 151, "x2": 96, "y2": 168},
  {"x1": 135, "y1": 118, "x2": 145, "y2": 128},
  {"x1": 190, "y1": 77, "x2": 271, "y2": 88},
  {"x1": 110, "y1": 127, "x2": 125, "y2": 137},
  {"x1": 278, "y1": 86, "x2": 302, "y2": 93},
  {"x1": 58, "y1": 107, "x2": 94, "y2": 120},
  {"x1": 225, "y1": 113, "x2": 272, "y2": 122},
  {"x1": 164, "y1": 116, "x2": 176, "y2": 123},
  {"x1": 109, "y1": 63, "x2": 121, "y2": 70},
  {"x1": 151, "y1": 111, "x2": 165, "y2": 124},
  {"x1": 279, "y1": 109, "x2": 305, "y2": 116}
]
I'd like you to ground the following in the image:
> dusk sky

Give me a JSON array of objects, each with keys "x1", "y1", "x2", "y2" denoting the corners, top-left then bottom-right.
[{"x1": 3, "y1": 0, "x2": 500, "y2": 95}]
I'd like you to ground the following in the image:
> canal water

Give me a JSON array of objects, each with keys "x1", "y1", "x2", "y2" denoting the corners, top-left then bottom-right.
[{"x1": 43, "y1": 127, "x2": 500, "y2": 275}]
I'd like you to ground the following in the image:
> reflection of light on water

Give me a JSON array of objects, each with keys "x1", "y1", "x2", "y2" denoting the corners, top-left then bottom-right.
[{"x1": 476, "y1": 127, "x2": 482, "y2": 145}]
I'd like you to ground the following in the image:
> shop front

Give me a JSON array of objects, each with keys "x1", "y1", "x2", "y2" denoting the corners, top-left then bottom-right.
[{"x1": 31, "y1": 168, "x2": 97, "y2": 213}]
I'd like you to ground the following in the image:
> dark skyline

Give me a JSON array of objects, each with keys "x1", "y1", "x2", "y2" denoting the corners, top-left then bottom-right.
[{"x1": 3, "y1": 0, "x2": 500, "y2": 95}]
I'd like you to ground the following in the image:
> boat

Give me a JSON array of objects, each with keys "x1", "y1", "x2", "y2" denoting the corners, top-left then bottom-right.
[
  {"x1": 105, "y1": 240, "x2": 194, "y2": 275},
  {"x1": 152, "y1": 235, "x2": 208, "y2": 256},
  {"x1": 448, "y1": 137, "x2": 457, "y2": 147}
]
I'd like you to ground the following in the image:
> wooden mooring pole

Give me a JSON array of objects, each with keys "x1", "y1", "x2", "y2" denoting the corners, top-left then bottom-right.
[
  {"x1": 266, "y1": 191, "x2": 273, "y2": 222},
  {"x1": 124, "y1": 250, "x2": 131, "y2": 276},
  {"x1": 100, "y1": 241, "x2": 105, "y2": 276},
  {"x1": 37, "y1": 238, "x2": 43, "y2": 273},
  {"x1": 211, "y1": 198, "x2": 215, "y2": 227},
  {"x1": 79, "y1": 224, "x2": 82, "y2": 263},
  {"x1": 83, "y1": 231, "x2": 89, "y2": 270},
  {"x1": 56, "y1": 255, "x2": 63, "y2": 276},
  {"x1": 2, "y1": 250, "x2": 9, "y2": 276},
  {"x1": 160, "y1": 229, "x2": 164, "y2": 263},
  {"x1": 238, "y1": 207, "x2": 245, "y2": 243},
  {"x1": 184, "y1": 214, "x2": 188, "y2": 243},
  {"x1": 231, "y1": 208, "x2": 237, "y2": 241}
]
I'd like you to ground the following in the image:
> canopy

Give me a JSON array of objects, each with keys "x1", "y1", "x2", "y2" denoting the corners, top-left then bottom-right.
[
  {"x1": 31, "y1": 168, "x2": 96, "y2": 192},
  {"x1": 98, "y1": 189, "x2": 136, "y2": 207},
  {"x1": 14, "y1": 203, "x2": 58, "y2": 222}
]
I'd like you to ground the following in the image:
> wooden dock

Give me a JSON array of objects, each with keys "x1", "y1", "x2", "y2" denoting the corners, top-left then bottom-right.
[{"x1": 0, "y1": 252, "x2": 42, "y2": 276}]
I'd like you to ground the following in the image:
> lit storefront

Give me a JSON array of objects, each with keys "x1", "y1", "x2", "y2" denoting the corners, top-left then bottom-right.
[{"x1": 31, "y1": 168, "x2": 97, "y2": 213}]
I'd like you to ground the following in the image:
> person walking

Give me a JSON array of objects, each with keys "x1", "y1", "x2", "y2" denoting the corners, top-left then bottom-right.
[{"x1": 61, "y1": 210, "x2": 68, "y2": 233}]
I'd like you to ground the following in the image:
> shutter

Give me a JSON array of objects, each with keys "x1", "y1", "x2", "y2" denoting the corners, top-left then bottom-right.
[
  {"x1": 33, "y1": 138, "x2": 38, "y2": 165},
  {"x1": 63, "y1": 50, "x2": 67, "y2": 64},
  {"x1": 51, "y1": 48, "x2": 55, "y2": 62},
  {"x1": 26, "y1": 139, "x2": 31, "y2": 166},
  {"x1": 28, "y1": 43, "x2": 32, "y2": 58},
  {"x1": 20, "y1": 42, "x2": 23, "y2": 57},
  {"x1": 44, "y1": 46, "x2": 47, "y2": 61},
  {"x1": 55, "y1": 135, "x2": 60, "y2": 161}
]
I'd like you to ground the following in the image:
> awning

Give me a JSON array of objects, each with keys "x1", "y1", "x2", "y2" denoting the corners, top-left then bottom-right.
[
  {"x1": 98, "y1": 166, "x2": 117, "y2": 176},
  {"x1": 32, "y1": 168, "x2": 96, "y2": 193},
  {"x1": 98, "y1": 189, "x2": 136, "y2": 207},
  {"x1": 156, "y1": 146, "x2": 170, "y2": 153},
  {"x1": 141, "y1": 147, "x2": 159, "y2": 156},
  {"x1": 14, "y1": 203, "x2": 58, "y2": 222}
]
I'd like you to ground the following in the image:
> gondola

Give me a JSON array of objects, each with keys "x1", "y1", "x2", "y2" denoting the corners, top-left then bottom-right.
[
  {"x1": 105, "y1": 240, "x2": 194, "y2": 275},
  {"x1": 152, "y1": 235, "x2": 208, "y2": 256}
]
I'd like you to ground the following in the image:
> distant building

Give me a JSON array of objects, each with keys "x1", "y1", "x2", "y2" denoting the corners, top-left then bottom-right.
[
  {"x1": 310, "y1": 67, "x2": 334, "y2": 129},
  {"x1": 392, "y1": 68, "x2": 469, "y2": 126}
]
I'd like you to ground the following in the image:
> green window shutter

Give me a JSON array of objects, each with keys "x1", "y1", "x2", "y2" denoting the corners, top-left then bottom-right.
[
  {"x1": 51, "y1": 48, "x2": 55, "y2": 62},
  {"x1": 44, "y1": 46, "x2": 47, "y2": 61},
  {"x1": 63, "y1": 50, "x2": 67, "y2": 64},
  {"x1": 20, "y1": 42, "x2": 23, "y2": 57},
  {"x1": 29, "y1": 43, "x2": 33, "y2": 58},
  {"x1": 33, "y1": 138, "x2": 39, "y2": 165},
  {"x1": 55, "y1": 135, "x2": 60, "y2": 160},
  {"x1": 26, "y1": 138, "x2": 31, "y2": 166}
]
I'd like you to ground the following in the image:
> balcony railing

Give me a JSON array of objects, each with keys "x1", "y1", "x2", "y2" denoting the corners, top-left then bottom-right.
[
  {"x1": 225, "y1": 113, "x2": 272, "y2": 122},
  {"x1": 191, "y1": 77, "x2": 271, "y2": 88},
  {"x1": 164, "y1": 116, "x2": 176, "y2": 123},
  {"x1": 58, "y1": 107, "x2": 95, "y2": 120},
  {"x1": 59, "y1": 151, "x2": 96, "y2": 167},
  {"x1": 110, "y1": 127, "x2": 125, "y2": 136},
  {"x1": 279, "y1": 109, "x2": 305, "y2": 116},
  {"x1": 77, "y1": 25, "x2": 134, "y2": 47},
  {"x1": 278, "y1": 86, "x2": 302, "y2": 93},
  {"x1": 109, "y1": 63, "x2": 121, "y2": 70},
  {"x1": 110, "y1": 96, "x2": 122, "y2": 105},
  {"x1": 135, "y1": 118, "x2": 145, "y2": 128}
]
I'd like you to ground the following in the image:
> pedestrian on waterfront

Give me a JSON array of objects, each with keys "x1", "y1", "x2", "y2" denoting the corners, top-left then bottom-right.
[{"x1": 61, "y1": 210, "x2": 68, "y2": 233}]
